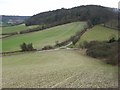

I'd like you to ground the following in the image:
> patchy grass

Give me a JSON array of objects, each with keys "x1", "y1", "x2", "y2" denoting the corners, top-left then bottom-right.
[
  {"x1": 2, "y1": 50, "x2": 118, "y2": 88},
  {"x1": 3, "y1": 22, "x2": 86, "y2": 52}
]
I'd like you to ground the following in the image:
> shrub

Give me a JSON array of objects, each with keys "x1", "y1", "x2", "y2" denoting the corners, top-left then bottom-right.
[
  {"x1": 27, "y1": 43, "x2": 34, "y2": 51},
  {"x1": 20, "y1": 43, "x2": 35, "y2": 51},
  {"x1": 106, "y1": 54, "x2": 118, "y2": 65},
  {"x1": 106, "y1": 43, "x2": 119, "y2": 65},
  {"x1": 85, "y1": 41, "x2": 119, "y2": 65},
  {"x1": 84, "y1": 41, "x2": 101, "y2": 48},
  {"x1": 20, "y1": 43, "x2": 27, "y2": 51},
  {"x1": 42, "y1": 45, "x2": 54, "y2": 50},
  {"x1": 86, "y1": 41, "x2": 111, "y2": 57},
  {"x1": 108, "y1": 37, "x2": 116, "y2": 43}
]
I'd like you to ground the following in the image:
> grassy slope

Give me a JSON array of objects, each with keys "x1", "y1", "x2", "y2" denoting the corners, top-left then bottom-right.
[
  {"x1": 77, "y1": 25, "x2": 119, "y2": 46},
  {"x1": 3, "y1": 22, "x2": 86, "y2": 52},
  {"x1": 2, "y1": 50, "x2": 118, "y2": 88},
  {"x1": 2, "y1": 24, "x2": 39, "y2": 34}
]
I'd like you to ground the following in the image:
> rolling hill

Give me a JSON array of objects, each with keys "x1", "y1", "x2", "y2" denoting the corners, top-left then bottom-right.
[
  {"x1": 2, "y1": 12, "x2": 119, "y2": 88},
  {"x1": 1, "y1": 2, "x2": 119, "y2": 89},
  {"x1": 3, "y1": 22, "x2": 86, "y2": 52}
]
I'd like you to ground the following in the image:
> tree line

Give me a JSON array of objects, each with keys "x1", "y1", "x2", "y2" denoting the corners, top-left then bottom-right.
[{"x1": 25, "y1": 5, "x2": 118, "y2": 27}]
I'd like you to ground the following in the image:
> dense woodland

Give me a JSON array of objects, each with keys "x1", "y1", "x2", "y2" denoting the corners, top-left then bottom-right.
[{"x1": 25, "y1": 5, "x2": 119, "y2": 29}]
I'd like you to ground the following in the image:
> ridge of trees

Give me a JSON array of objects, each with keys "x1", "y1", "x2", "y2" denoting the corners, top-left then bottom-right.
[{"x1": 25, "y1": 5, "x2": 118, "y2": 27}]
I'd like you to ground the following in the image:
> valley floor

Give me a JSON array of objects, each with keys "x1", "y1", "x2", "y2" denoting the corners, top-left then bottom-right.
[{"x1": 2, "y1": 49, "x2": 118, "y2": 88}]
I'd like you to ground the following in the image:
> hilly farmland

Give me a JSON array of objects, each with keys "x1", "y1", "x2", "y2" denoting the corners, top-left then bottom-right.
[{"x1": 1, "y1": 5, "x2": 119, "y2": 88}]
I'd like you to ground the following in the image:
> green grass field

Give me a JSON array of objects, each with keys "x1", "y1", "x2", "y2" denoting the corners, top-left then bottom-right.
[
  {"x1": 77, "y1": 25, "x2": 119, "y2": 46},
  {"x1": 2, "y1": 22, "x2": 118, "y2": 88},
  {"x1": 2, "y1": 50, "x2": 118, "y2": 88},
  {"x1": 2, "y1": 24, "x2": 39, "y2": 34},
  {"x1": 3, "y1": 22, "x2": 86, "y2": 52}
]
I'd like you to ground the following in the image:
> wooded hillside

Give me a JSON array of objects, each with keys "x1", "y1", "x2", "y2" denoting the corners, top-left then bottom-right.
[{"x1": 25, "y1": 5, "x2": 118, "y2": 27}]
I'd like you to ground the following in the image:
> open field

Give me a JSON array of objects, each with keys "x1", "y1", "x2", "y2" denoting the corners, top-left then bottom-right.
[
  {"x1": 3, "y1": 22, "x2": 86, "y2": 52},
  {"x1": 2, "y1": 22, "x2": 118, "y2": 88},
  {"x1": 77, "y1": 25, "x2": 119, "y2": 46},
  {"x1": 2, "y1": 50, "x2": 118, "y2": 88},
  {"x1": 0, "y1": 56, "x2": 1, "y2": 89},
  {"x1": 2, "y1": 24, "x2": 39, "y2": 34}
]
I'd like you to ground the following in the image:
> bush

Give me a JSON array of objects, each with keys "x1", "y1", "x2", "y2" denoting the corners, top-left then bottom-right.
[
  {"x1": 20, "y1": 43, "x2": 35, "y2": 51},
  {"x1": 85, "y1": 41, "x2": 119, "y2": 65},
  {"x1": 54, "y1": 40, "x2": 70, "y2": 47},
  {"x1": 87, "y1": 49, "x2": 111, "y2": 58},
  {"x1": 106, "y1": 43, "x2": 119, "y2": 65},
  {"x1": 27, "y1": 43, "x2": 34, "y2": 51},
  {"x1": 108, "y1": 37, "x2": 116, "y2": 43},
  {"x1": 20, "y1": 43, "x2": 27, "y2": 51},
  {"x1": 42, "y1": 45, "x2": 54, "y2": 50},
  {"x1": 106, "y1": 54, "x2": 118, "y2": 65},
  {"x1": 86, "y1": 41, "x2": 111, "y2": 58}
]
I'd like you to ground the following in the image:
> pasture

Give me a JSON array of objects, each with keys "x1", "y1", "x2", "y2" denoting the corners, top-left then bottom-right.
[
  {"x1": 3, "y1": 22, "x2": 86, "y2": 52},
  {"x1": 77, "y1": 25, "x2": 119, "y2": 46},
  {"x1": 2, "y1": 22, "x2": 118, "y2": 88},
  {"x1": 2, "y1": 50, "x2": 118, "y2": 88}
]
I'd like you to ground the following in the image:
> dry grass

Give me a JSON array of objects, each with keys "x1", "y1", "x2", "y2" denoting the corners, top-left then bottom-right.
[{"x1": 2, "y1": 50, "x2": 118, "y2": 88}]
